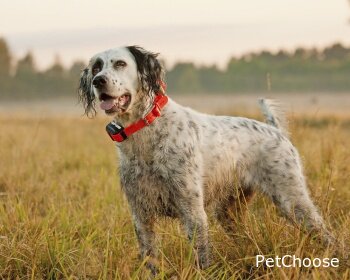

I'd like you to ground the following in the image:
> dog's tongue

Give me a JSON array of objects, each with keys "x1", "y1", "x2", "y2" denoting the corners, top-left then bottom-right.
[{"x1": 100, "y1": 99, "x2": 115, "y2": 110}]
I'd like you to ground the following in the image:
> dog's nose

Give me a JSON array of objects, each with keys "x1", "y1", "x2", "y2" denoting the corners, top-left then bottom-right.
[{"x1": 93, "y1": 75, "x2": 107, "y2": 88}]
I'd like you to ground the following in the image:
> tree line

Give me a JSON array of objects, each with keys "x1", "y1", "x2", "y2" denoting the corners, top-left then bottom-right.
[{"x1": 0, "y1": 37, "x2": 350, "y2": 100}]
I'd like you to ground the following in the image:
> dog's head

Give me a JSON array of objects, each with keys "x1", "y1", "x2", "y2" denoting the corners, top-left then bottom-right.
[{"x1": 78, "y1": 46, "x2": 164, "y2": 117}]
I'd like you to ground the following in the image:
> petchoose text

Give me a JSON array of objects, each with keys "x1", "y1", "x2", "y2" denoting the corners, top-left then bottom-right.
[{"x1": 256, "y1": 255, "x2": 339, "y2": 268}]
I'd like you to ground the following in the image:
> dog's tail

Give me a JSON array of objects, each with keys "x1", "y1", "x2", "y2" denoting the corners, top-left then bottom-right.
[{"x1": 258, "y1": 99, "x2": 289, "y2": 137}]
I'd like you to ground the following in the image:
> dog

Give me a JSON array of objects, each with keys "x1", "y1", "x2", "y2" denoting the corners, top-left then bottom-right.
[{"x1": 78, "y1": 46, "x2": 334, "y2": 273}]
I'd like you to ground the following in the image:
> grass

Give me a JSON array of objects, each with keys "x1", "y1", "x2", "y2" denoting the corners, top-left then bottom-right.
[{"x1": 0, "y1": 113, "x2": 349, "y2": 279}]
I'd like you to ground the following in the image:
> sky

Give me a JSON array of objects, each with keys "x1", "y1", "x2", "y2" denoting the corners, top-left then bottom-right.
[{"x1": 1, "y1": 0, "x2": 350, "y2": 69}]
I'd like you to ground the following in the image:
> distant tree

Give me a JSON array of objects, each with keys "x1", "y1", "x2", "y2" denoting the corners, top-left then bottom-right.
[
  {"x1": 307, "y1": 48, "x2": 320, "y2": 60},
  {"x1": 293, "y1": 47, "x2": 308, "y2": 59},
  {"x1": 197, "y1": 65, "x2": 223, "y2": 92},
  {"x1": 167, "y1": 63, "x2": 201, "y2": 93},
  {"x1": 275, "y1": 50, "x2": 290, "y2": 61},
  {"x1": 12, "y1": 51, "x2": 39, "y2": 97},
  {"x1": 16, "y1": 51, "x2": 36, "y2": 78},
  {"x1": 0, "y1": 38, "x2": 12, "y2": 95},
  {"x1": 258, "y1": 50, "x2": 275, "y2": 60},
  {"x1": 45, "y1": 54, "x2": 65, "y2": 78},
  {"x1": 0, "y1": 37, "x2": 11, "y2": 77},
  {"x1": 40, "y1": 54, "x2": 70, "y2": 97},
  {"x1": 323, "y1": 43, "x2": 350, "y2": 60}
]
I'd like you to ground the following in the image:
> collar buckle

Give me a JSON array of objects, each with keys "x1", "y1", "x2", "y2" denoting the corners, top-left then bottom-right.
[
  {"x1": 152, "y1": 104, "x2": 161, "y2": 117},
  {"x1": 143, "y1": 102, "x2": 162, "y2": 125}
]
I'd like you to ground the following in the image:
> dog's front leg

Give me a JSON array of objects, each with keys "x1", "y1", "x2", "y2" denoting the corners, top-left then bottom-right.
[
  {"x1": 180, "y1": 203, "x2": 210, "y2": 269},
  {"x1": 133, "y1": 214, "x2": 158, "y2": 275}
]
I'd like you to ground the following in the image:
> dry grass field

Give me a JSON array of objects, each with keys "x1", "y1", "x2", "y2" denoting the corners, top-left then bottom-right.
[{"x1": 0, "y1": 111, "x2": 349, "y2": 279}]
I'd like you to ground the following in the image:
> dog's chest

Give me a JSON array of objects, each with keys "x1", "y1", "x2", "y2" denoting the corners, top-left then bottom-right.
[
  {"x1": 119, "y1": 152, "x2": 181, "y2": 217},
  {"x1": 117, "y1": 129, "x2": 189, "y2": 217}
]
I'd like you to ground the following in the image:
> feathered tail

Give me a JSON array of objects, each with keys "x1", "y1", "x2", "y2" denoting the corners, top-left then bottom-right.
[{"x1": 258, "y1": 99, "x2": 289, "y2": 137}]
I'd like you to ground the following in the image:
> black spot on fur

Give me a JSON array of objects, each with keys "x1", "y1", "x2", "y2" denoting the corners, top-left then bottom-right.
[
  {"x1": 239, "y1": 120, "x2": 249, "y2": 129},
  {"x1": 177, "y1": 121, "x2": 184, "y2": 132},
  {"x1": 168, "y1": 147, "x2": 177, "y2": 155},
  {"x1": 188, "y1": 121, "x2": 200, "y2": 139}
]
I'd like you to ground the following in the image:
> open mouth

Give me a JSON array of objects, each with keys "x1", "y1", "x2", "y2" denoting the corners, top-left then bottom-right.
[{"x1": 99, "y1": 93, "x2": 131, "y2": 114}]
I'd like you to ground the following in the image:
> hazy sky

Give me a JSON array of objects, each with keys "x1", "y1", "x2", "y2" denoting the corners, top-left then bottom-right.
[{"x1": 1, "y1": 0, "x2": 350, "y2": 69}]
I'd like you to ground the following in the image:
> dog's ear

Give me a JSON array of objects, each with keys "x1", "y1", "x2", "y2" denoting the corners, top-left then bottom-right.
[
  {"x1": 126, "y1": 46, "x2": 164, "y2": 95},
  {"x1": 78, "y1": 67, "x2": 96, "y2": 117}
]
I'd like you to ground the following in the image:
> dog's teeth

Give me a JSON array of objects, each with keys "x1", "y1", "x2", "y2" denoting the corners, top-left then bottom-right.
[{"x1": 119, "y1": 95, "x2": 129, "y2": 106}]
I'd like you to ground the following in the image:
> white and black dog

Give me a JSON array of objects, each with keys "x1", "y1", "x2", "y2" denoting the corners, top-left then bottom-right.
[{"x1": 79, "y1": 46, "x2": 334, "y2": 273}]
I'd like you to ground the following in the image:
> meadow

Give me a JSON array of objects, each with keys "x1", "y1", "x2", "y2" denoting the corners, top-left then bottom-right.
[{"x1": 0, "y1": 110, "x2": 349, "y2": 279}]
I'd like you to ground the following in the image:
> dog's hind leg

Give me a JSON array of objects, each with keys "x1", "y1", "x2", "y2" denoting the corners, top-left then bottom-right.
[
  {"x1": 215, "y1": 187, "x2": 255, "y2": 234},
  {"x1": 260, "y1": 169, "x2": 335, "y2": 245}
]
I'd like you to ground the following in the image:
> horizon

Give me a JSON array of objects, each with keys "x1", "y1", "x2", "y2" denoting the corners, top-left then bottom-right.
[
  {"x1": 1, "y1": 0, "x2": 350, "y2": 70},
  {"x1": 3, "y1": 37, "x2": 350, "y2": 72}
]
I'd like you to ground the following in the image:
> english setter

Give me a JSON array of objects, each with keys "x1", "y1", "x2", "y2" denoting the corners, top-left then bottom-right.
[{"x1": 78, "y1": 46, "x2": 334, "y2": 273}]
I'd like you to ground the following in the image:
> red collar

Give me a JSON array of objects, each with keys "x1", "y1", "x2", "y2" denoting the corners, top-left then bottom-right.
[{"x1": 106, "y1": 83, "x2": 168, "y2": 142}]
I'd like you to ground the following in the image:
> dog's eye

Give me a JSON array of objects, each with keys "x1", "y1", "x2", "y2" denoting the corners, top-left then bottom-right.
[
  {"x1": 115, "y1": 60, "x2": 127, "y2": 68},
  {"x1": 92, "y1": 66, "x2": 101, "y2": 76}
]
